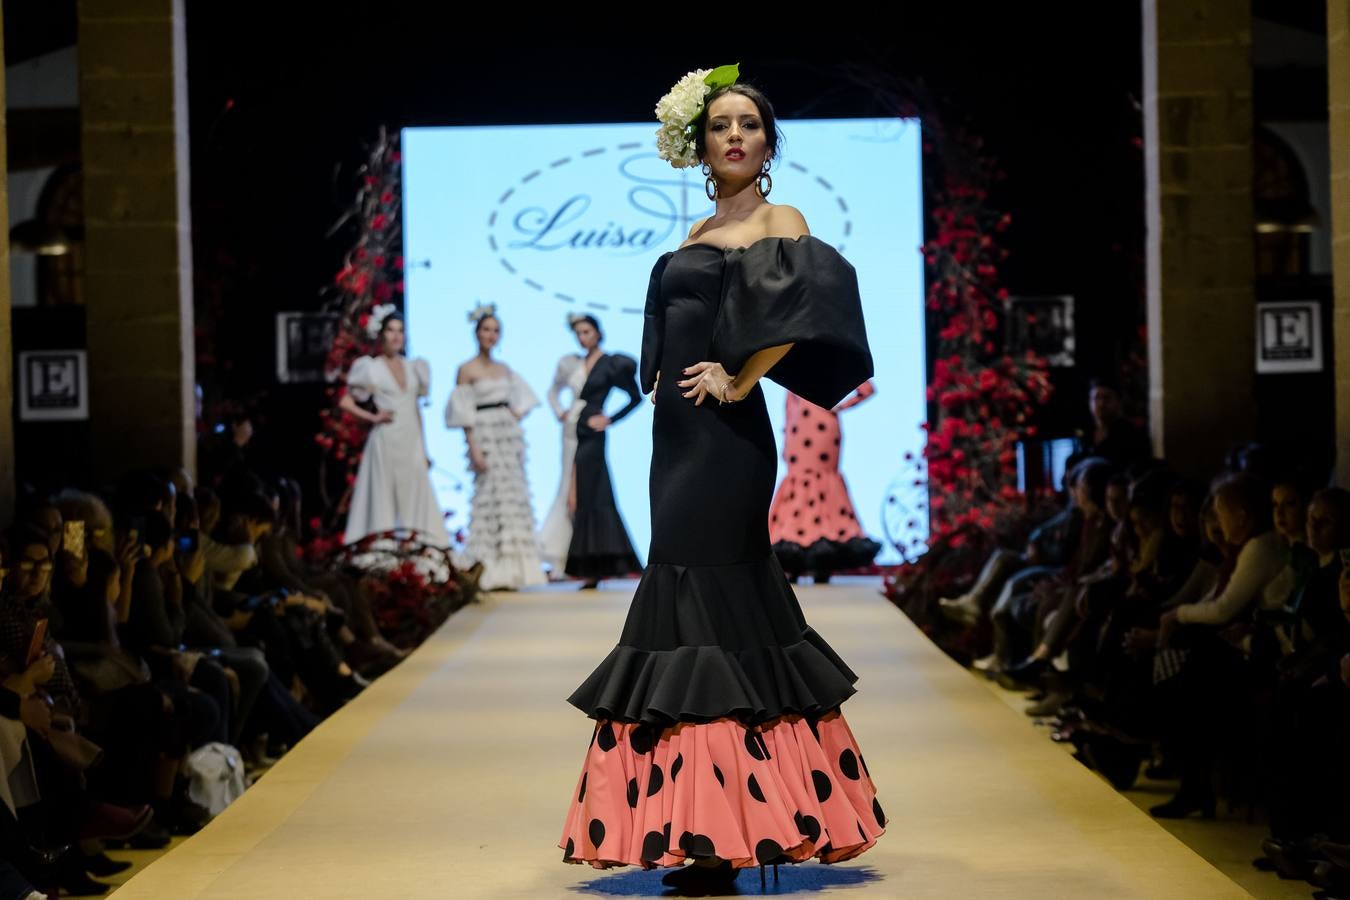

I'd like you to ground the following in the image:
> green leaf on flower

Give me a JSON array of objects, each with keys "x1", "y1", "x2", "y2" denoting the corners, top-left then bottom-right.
[{"x1": 704, "y1": 63, "x2": 740, "y2": 90}]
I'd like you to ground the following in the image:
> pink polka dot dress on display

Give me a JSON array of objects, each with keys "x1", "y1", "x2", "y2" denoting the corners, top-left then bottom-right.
[{"x1": 768, "y1": 385, "x2": 881, "y2": 580}]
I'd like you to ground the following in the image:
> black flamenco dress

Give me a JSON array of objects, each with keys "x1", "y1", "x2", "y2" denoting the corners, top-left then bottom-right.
[
  {"x1": 559, "y1": 235, "x2": 886, "y2": 871},
  {"x1": 564, "y1": 353, "x2": 643, "y2": 580}
]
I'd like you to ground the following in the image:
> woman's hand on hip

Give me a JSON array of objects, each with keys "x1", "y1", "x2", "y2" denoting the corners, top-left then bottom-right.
[{"x1": 679, "y1": 362, "x2": 743, "y2": 406}]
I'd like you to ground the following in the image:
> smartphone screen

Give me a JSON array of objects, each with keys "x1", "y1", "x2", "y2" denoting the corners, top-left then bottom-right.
[
  {"x1": 63, "y1": 520, "x2": 86, "y2": 558},
  {"x1": 26, "y1": 619, "x2": 48, "y2": 666}
]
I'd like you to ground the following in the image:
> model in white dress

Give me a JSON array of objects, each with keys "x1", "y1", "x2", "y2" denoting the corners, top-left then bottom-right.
[
  {"x1": 338, "y1": 315, "x2": 449, "y2": 547},
  {"x1": 445, "y1": 307, "x2": 547, "y2": 590},
  {"x1": 539, "y1": 352, "x2": 588, "y2": 576}
]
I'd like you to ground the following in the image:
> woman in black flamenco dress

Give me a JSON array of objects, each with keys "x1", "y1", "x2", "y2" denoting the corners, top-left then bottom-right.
[
  {"x1": 559, "y1": 79, "x2": 886, "y2": 891},
  {"x1": 564, "y1": 335, "x2": 644, "y2": 588}
]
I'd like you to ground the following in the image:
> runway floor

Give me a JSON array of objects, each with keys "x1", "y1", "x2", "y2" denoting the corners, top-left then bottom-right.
[{"x1": 112, "y1": 578, "x2": 1249, "y2": 899}]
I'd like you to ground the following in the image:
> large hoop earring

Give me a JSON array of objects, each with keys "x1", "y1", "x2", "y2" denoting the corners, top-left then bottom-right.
[
  {"x1": 705, "y1": 175, "x2": 718, "y2": 201},
  {"x1": 755, "y1": 165, "x2": 773, "y2": 199}
]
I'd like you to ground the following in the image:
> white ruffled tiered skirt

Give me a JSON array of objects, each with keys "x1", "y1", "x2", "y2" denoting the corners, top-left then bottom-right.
[{"x1": 458, "y1": 407, "x2": 547, "y2": 590}]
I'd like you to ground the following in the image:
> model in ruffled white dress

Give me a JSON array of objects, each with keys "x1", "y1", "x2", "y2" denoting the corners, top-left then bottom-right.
[
  {"x1": 539, "y1": 352, "x2": 588, "y2": 576},
  {"x1": 339, "y1": 315, "x2": 449, "y2": 547},
  {"x1": 444, "y1": 308, "x2": 547, "y2": 590}
]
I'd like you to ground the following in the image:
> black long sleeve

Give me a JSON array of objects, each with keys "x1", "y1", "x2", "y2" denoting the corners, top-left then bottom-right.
[{"x1": 606, "y1": 354, "x2": 643, "y2": 426}]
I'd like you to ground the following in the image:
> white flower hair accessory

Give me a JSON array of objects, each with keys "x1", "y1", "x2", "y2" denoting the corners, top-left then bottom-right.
[
  {"x1": 654, "y1": 63, "x2": 740, "y2": 169},
  {"x1": 365, "y1": 303, "x2": 398, "y2": 339},
  {"x1": 566, "y1": 313, "x2": 588, "y2": 327},
  {"x1": 467, "y1": 301, "x2": 497, "y2": 325}
]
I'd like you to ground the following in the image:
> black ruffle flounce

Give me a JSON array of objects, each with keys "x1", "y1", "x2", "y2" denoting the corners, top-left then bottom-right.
[{"x1": 566, "y1": 555, "x2": 858, "y2": 725}]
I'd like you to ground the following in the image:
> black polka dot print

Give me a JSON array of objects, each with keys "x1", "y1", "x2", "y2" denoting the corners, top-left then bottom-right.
[
  {"x1": 744, "y1": 730, "x2": 767, "y2": 761},
  {"x1": 670, "y1": 753, "x2": 683, "y2": 782},
  {"x1": 857, "y1": 821, "x2": 867, "y2": 842},
  {"x1": 860, "y1": 755, "x2": 870, "y2": 778},
  {"x1": 626, "y1": 778, "x2": 639, "y2": 809},
  {"x1": 596, "y1": 722, "x2": 616, "y2": 752},
  {"x1": 588, "y1": 818, "x2": 606, "y2": 849},
  {"x1": 794, "y1": 811, "x2": 822, "y2": 844},
  {"x1": 641, "y1": 830, "x2": 667, "y2": 862},
  {"x1": 755, "y1": 838, "x2": 785, "y2": 865},
  {"x1": 679, "y1": 832, "x2": 716, "y2": 859},
  {"x1": 577, "y1": 772, "x2": 587, "y2": 802},
  {"x1": 713, "y1": 764, "x2": 725, "y2": 788},
  {"x1": 873, "y1": 797, "x2": 886, "y2": 827},
  {"x1": 812, "y1": 769, "x2": 833, "y2": 802},
  {"x1": 647, "y1": 764, "x2": 664, "y2": 797},
  {"x1": 630, "y1": 724, "x2": 655, "y2": 755},
  {"x1": 839, "y1": 749, "x2": 861, "y2": 780},
  {"x1": 563, "y1": 837, "x2": 575, "y2": 860},
  {"x1": 747, "y1": 773, "x2": 766, "y2": 803}
]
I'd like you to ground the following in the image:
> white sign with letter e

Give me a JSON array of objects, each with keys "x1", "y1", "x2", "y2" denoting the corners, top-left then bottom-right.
[
  {"x1": 1256, "y1": 301, "x2": 1322, "y2": 374},
  {"x1": 19, "y1": 350, "x2": 88, "y2": 421}
]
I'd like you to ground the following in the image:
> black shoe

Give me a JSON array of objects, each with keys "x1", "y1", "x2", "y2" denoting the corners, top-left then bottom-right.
[
  {"x1": 1263, "y1": 836, "x2": 1324, "y2": 881},
  {"x1": 61, "y1": 867, "x2": 111, "y2": 896},
  {"x1": 660, "y1": 860, "x2": 739, "y2": 894},
  {"x1": 108, "y1": 821, "x2": 171, "y2": 850},
  {"x1": 1004, "y1": 657, "x2": 1052, "y2": 686},
  {"x1": 82, "y1": 852, "x2": 133, "y2": 877},
  {"x1": 1310, "y1": 861, "x2": 1350, "y2": 891},
  {"x1": 994, "y1": 671, "x2": 1040, "y2": 692},
  {"x1": 1080, "y1": 734, "x2": 1145, "y2": 791},
  {"x1": 1150, "y1": 792, "x2": 1216, "y2": 820}
]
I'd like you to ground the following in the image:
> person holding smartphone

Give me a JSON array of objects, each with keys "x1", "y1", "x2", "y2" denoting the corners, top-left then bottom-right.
[
  {"x1": 174, "y1": 495, "x2": 274, "y2": 748},
  {"x1": 0, "y1": 526, "x2": 75, "y2": 714},
  {"x1": 124, "y1": 514, "x2": 230, "y2": 748}
]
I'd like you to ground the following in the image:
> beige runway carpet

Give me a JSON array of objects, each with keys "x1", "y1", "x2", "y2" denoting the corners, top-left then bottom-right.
[{"x1": 113, "y1": 578, "x2": 1249, "y2": 899}]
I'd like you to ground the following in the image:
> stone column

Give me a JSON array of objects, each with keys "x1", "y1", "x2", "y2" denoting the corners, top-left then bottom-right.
[
  {"x1": 1142, "y1": 0, "x2": 1256, "y2": 476},
  {"x1": 0, "y1": 5, "x2": 15, "y2": 522},
  {"x1": 1329, "y1": 0, "x2": 1350, "y2": 482},
  {"x1": 79, "y1": 0, "x2": 195, "y2": 481}
]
